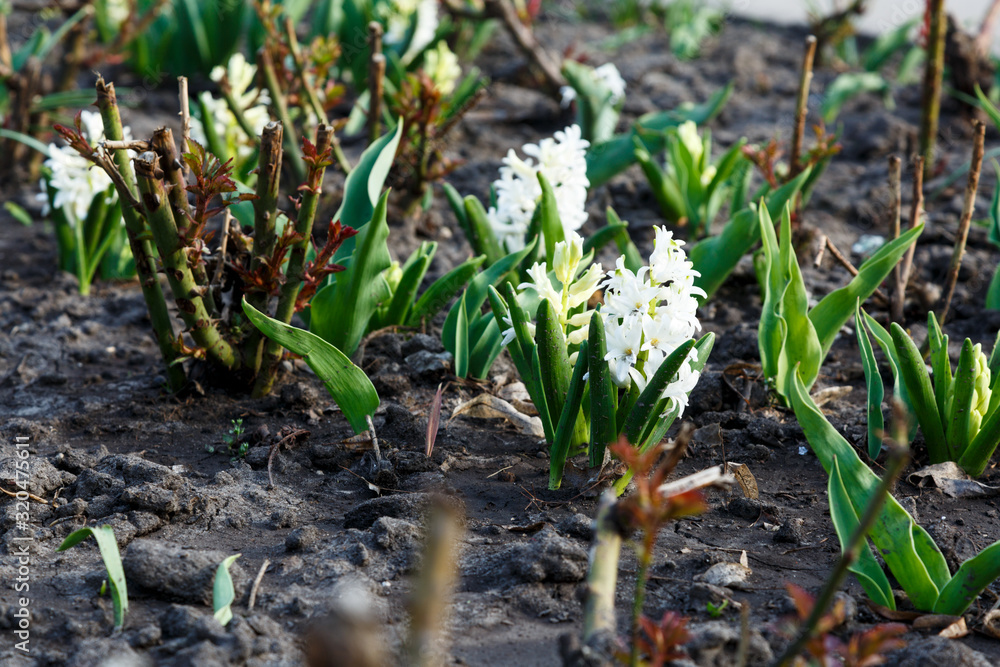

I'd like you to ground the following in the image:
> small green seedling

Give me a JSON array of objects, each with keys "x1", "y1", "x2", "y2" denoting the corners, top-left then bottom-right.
[
  {"x1": 705, "y1": 600, "x2": 729, "y2": 618},
  {"x1": 224, "y1": 419, "x2": 247, "y2": 458},
  {"x1": 57, "y1": 525, "x2": 128, "y2": 631},
  {"x1": 213, "y1": 554, "x2": 241, "y2": 626}
]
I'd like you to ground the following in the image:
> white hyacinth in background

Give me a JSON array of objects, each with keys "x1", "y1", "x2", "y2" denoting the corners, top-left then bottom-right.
[
  {"x1": 560, "y1": 62, "x2": 627, "y2": 108},
  {"x1": 38, "y1": 110, "x2": 126, "y2": 223},
  {"x1": 191, "y1": 53, "x2": 271, "y2": 165},
  {"x1": 602, "y1": 226, "x2": 704, "y2": 415},
  {"x1": 487, "y1": 125, "x2": 591, "y2": 252}
]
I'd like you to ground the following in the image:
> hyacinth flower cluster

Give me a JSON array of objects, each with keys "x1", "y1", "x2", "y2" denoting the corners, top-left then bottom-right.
[
  {"x1": 487, "y1": 124, "x2": 591, "y2": 252},
  {"x1": 560, "y1": 61, "x2": 627, "y2": 143},
  {"x1": 37, "y1": 110, "x2": 134, "y2": 295},
  {"x1": 488, "y1": 229, "x2": 714, "y2": 493}
]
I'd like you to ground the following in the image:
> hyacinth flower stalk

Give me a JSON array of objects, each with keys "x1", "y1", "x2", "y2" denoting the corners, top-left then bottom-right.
[
  {"x1": 489, "y1": 230, "x2": 714, "y2": 492},
  {"x1": 857, "y1": 308, "x2": 1000, "y2": 478}
]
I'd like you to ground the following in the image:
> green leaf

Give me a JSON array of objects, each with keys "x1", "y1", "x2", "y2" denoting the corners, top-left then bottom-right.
[
  {"x1": 934, "y1": 541, "x2": 1000, "y2": 614},
  {"x1": 311, "y1": 192, "x2": 393, "y2": 357},
  {"x1": 927, "y1": 311, "x2": 952, "y2": 418},
  {"x1": 453, "y1": 294, "x2": 469, "y2": 378},
  {"x1": 690, "y1": 169, "x2": 809, "y2": 301},
  {"x1": 622, "y1": 339, "x2": 696, "y2": 445},
  {"x1": 406, "y1": 254, "x2": 485, "y2": 327},
  {"x1": 863, "y1": 19, "x2": 918, "y2": 72},
  {"x1": 586, "y1": 83, "x2": 733, "y2": 188},
  {"x1": 550, "y1": 342, "x2": 589, "y2": 489},
  {"x1": 958, "y1": 404, "x2": 1000, "y2": 478},
  {"x1": 5, "y1": 202, "x2": 33, "y2": 226},
  {"x1": 588, "y1": 313, "x2": 617, "y2": 468},
  {"x1": 856, "y1": 300, "x2": 885, "y2": 459},
  {"x1": 829, "y1": 457, "x2": 896, "y2": 609},
  {"x1": 443, "y1": 183, "x2": 470, "y2": 237},
  {"x1": 789, "y1": 369, "x2": 951, "y2": 610},
  {"x1": 243, "y1": 298, "x2": 379, "y2": 433},
  {"x1": 635, "y1": 139, "x2": 685, "y2": 222},
  {"x1": 562, "y1": 59, "x2": 621, "y2": 144},
  {"x1": 58, "y1": 526, "x2": 128, "y2": 631},
  {"x1": 976, "y1": 84, "x2": 1000, "y2": 132},
  {"x1": 536, "y1": 172, "x2": 565, "y2": 263},
  {"x1": 536, "y1": 300, "x2": 572, "y2": 444},
  {"x1": 213, "y1": 554, "x2": 241, "y2": 626},
  {"x1": 946, "y1": 339, "x2": 977, "y2": 460},
  {"x1": 0, "y1": 128, "x2": 54, "y2": 158},
  {"x1": 890, "y1": 323, "x2": 949, "y2": 463},
  {"x1": 810, "y1": 223, "x2": 923, "y2": 358},
  {"x1": 463, "y1": 195, "x2": 504, "y2": 265},
  {"x1": 606, "y1": 207, "x2": 644, "y2": 271},
  {"x1": 383, "y1": 244, "x2": 434, "y2": 326},
  {"x1": 333, "y1": 122, "x2": 403, "y2": 257},
  {"x1": 821, "y1": 72, "x2": 891, "y2": 124}
]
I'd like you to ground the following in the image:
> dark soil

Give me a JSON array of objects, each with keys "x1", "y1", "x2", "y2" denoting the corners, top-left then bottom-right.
[{"x1": 3, "y1": 12, "x2": 1000, "y2": 667}]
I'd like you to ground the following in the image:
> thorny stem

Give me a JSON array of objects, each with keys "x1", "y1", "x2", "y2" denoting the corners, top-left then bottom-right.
[
  {"x1": 134, "y1": 152, "x2": 238, "y2": 370},
  {"x1": 895, "y1": 156, "x2": 924, "y2": 322},
  {"x1": 259, "y1": 48, "x2": 306, "y2": 182},
  {"x1": 919, "y1": 0, "x2": 946, "y2": 180},
  {"x1": 790, "y1": 35, "x2": 817, "y2": 179},
  {"x1": 244, "y1": 121, "x2": 284, "y2": 372},
  {"x1": 179, "y1": 77, "x2": 191, "y2": 156},
  {"x1": 583, "y1": 492, "x2": 624, "y2": 645},
  {"x1": 940, "y1": 121, "x2": 986, "y2": 325},
  {"x1": 368, "y1": 22, "x2": 386, "y2": 145},
  {"x1": 630, "y1": 532, "x2": 656, "y2": 667},
  {"x1": 484, "y1": 0, "x2": 566, "y2": 96},
  {"x1": 95, "y1": 78, "x2": 185, "y2": 391},
  {"x1": 253, "y1": 125, "x2": 334, "y2": 398},
  {"x1": 773, "y1": 443, "x2": 909, "y2": 667},
  {"x1": 887, "y1": 156, "x2": 902, "y2": 321},
  {"x1": 403, "y1": 501, "x2": 463, "y2": 666},
  {"x1": 151, "y1": 127, "x2": 217, "y2": 316}
]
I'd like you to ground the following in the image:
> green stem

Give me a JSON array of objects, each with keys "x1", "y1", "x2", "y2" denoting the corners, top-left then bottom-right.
[
  {"x1": 134, "y1": 152, "x2": 238, "y2": 370},
  {"x1": 259, "y1": 48, "x2": 306, "y2": 183},
  {"x1": 243, "y1": 121, "x2": 284, "y2": 373},
  {"x1": 630, "y1": 537, "x2": 654, "y2": 667},
  {"x1": 96, "y1": 77, "x2": 185, "y2": 391},
  {"x1": 919, "y1": 0, "x2": 945, "y2": 180},
  {"x1": 583, "y1": 492, "x2": 624, "y2": 645},
  {"x1": 252, "y1": 125, "x2": 333, "y2": 398}
]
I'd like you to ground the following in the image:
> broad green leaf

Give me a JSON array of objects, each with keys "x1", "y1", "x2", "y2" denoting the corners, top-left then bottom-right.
[
  {"x1": 562, "y1": 59, "x2": 620, "y2": 144},
  {"x1": 775, "y1": 205, "x2": 822, "y2": 396},
  {"x1": 606, "y1": 208, "x2": 643, "y2": 272},
  {"x1": 622, "y1": 339, "x2": 696, "y2": 445},
  {"x1": 463, "y1": 195, "x2": 504, "y2": 266},
  {"x1": 588, "y1": 313, "x2": 617, "y2": 468},
  {"x1": 536, "y1": 172, "x2": 564, "y2": 263},
  {"x1": 550, "y1": 342, "x2": 589, "y2": 489},
  {"x1": 690, "y1": 170, "x2": 810, "y2": 301},
  {"x1": 821, "y1": 72, "x2": 891, "y2": 123},
  {"x1": 311, "y1": 192, "x2": 393, "y2": 357},
  {"x1": 789, "y1": 370, "x2": 951, "y2": 609},
  {"x1": 582, "y1": 222, "x2": 627, "y2": 255},
  {"x1": 863, "y1": 19, "x2": 918, "y2": 72},
  {"x1": 536, "y1": 300, "x2": 572, "y2": 444},
  {"x1": 333, "y1": 122, "x2": 403, "y2": 259},
  {"x1": 468, "y1": 313, "x2": 505, "y2": 379},
  {"x1": 443, "y1": 183, "x2": 470, "y2": 237},
  {"x1": 891, "y1": 323, "x2": 949, "y2": 463},
  {"x1": 927, "y1": 311, "x2": 952, "y2": 418},
  {"x1": 58, "y1": 526, "x2": 128, "y2": 630},
  {"x1": 213, "y1": 554, "x2": 241, "y2": 626},
  {"x1": 406, "y1": 254, "x2": 485, "y2": 327},
  {"x1": 810, "y1": 223, "x2": 923, "y2": 358},
  {"x1": 959, "y1": 404, "x2": 1000, "y2": 478},
  {"x1": 383, "y1": 245, "x2": 434, "y2": 326},
  {"x1": 829, "y1": 457, "x2": 895, "y2": 609},
  {"x1": 4, "y1": 202, "x2": 33, "y2": 227},
  {"x1": 243, "y1": 298, "x2": 379, "y2": 433},
  {"x1": 946, "y1": 340, "x2": 977, "y2": 460},
  {"x1": 934, "y1": 541, "x2": 1000, "y2": 615},
  {"x1": 587, "y1": 83, "x2": 733, "y2": 187},
  {"x1": 635, "y1": 140, "x2": 685, "y2": 222},
  {"x1": 856, "y1": 300, "x2": 885, "y2": 459}
]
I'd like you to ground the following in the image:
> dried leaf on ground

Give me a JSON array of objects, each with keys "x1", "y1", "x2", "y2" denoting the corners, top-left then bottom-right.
[
  {"x1": 726, "y1": 462, "x2": 758, "y2": 500},
  {"x1": 907, "y1": 462, "x2": 1000, "y2": 499},
  {"x1": 451, "y1": 394, "x2": 545, "y2": 438}
]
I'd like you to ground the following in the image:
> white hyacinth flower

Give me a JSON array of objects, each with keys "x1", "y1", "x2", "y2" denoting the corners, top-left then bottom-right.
[
  {"x1": 600, "y1": 225, "x2": 703, "y2": 415},
  {"x1": 37, "y1": 110, "x2": 130, "y2": 224},
  {"x1": 560, "y1": 62, "x2": 627, "y2": 108},
  {"x1": 488, "y1": 125, "x2": 590, "y2": 252}
]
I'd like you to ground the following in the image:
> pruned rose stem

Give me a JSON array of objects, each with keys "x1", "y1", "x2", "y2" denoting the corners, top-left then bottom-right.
[
  {"x1": 368, "y1": 21, "x2": 386, "y2": 146},
  {"x1": 582, "y1": 491, "x2": 625, "y2": 646},
  {"x1": 920, "y1": 0, "x2": 946, "y2": 179},
  {"x1": 940, "y1": 121, "x2": 986, "y2": 325},
  {"x1": 178, "y1": 76, "x2": 191, "y2": 156},
  {"x1": 134, "y1": 151, "x2": 238, "y2": 370},
  {"x1": 484, "y1": 0, "x2": 566, "y2": 96},
  {"x1": 887, "y1": 156, "x2": 903, "y2": 321},
  {"x1": 773, "y1": 442, "x2": 908, "y2": 667},
  {"x1": 244, "y1": 121, "x2": 285, "y2": 372},
  {"x1": 96, "y1": 77, "x2": 185, "y2": 391},
  {"x1": 258, "y1": 47, "x2": 306, "y2": 182},
  {"x1": 253, "y1": 125, "x2": 335, "y2": 397},
  {"x1": 790, "y1": 35, "x2": 817, "y2": 180},
  {"x1": 895, "y1": 155, "x2": 924, "y2": 322}
]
